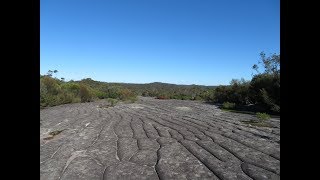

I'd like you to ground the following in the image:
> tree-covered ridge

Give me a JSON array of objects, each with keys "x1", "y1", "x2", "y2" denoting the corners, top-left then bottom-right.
[
  {"x1": 40, "y1": 75, "x2": 216, "y2": 108},
  {"x1": 40, "y1": 52, "x2": 279, "y2": 114}
]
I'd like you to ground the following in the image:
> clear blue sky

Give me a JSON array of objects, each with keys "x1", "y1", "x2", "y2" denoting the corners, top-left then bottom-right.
[{"x1": 40, "y1": 0, "x2": 279, "y2": 86}]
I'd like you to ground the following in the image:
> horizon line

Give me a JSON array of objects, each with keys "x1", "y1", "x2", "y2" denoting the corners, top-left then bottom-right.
[{"x1": 40, "y1": 74, "x2": 226, "y2": 86}]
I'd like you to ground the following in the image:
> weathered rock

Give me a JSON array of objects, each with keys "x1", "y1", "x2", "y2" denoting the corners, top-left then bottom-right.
[
  {"x1": 118, "y1": 137, "x2": 138, "y2": 161},
  {"x1": 40, "y1": 97, "x2": 280, "y2": 180},
  {"x1": 156, "y1": 142, "x2": 218, "y2": 179},
  {"x1": 130, "y1": 150, "x2": 158, "y2": 166},
  {"x1": 104, "y1": 161, "x2": 159, "y2": 180}
]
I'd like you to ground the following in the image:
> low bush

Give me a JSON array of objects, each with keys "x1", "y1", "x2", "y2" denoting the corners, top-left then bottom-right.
[
  {"x1": 107, "y1": 98, "x2": 118, "y2": 106},
  {"x1": 40, "y1": 76, "x2": 141, "y2": 108},
  {"x1": 79, "y1": 84, "x2": 93, "y2": 102},
  {"x1": 256, "y1": 112, "x2": 270, "y2": 121},
  {"x1": 128, "y1": 96, "x2": 138, "y2": 103},
  {"x1": 222, "y1": 102, "x2": 236, "y2": 109}
]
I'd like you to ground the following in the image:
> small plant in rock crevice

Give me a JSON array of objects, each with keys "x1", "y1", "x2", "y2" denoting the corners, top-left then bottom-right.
[{"x1": 256, "y1": 112, "x2": 270, "y2": 121}]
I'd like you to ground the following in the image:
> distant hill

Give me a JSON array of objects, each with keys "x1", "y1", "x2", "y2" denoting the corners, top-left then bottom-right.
[
  {"x1": 76, "y1": 78, "x2": 217, "y2": 89},
  {"x1": 75, "y1": 78, "x2": 216, "y2": 100}
]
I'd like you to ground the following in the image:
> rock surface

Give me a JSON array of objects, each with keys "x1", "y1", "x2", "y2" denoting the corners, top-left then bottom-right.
[{"x1": 40, "y1": 97, "x2": 280, "y2": 180}]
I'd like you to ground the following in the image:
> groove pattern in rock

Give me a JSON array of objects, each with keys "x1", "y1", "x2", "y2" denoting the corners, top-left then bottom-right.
[{"x1": 41, "y1": 97, "x2": 280, "y2": 180}]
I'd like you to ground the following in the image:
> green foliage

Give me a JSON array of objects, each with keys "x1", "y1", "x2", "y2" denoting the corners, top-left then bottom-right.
[
  {"x1": 79, "y1": 84, "x2": 93, "y2": 102},
  {"x1": 229, "y1": 78, "x2": 251, "y2": 105},
  {"x1": 107, "y1": 98, "x2": 118, "y2": 106},
  {"x1": 40, "y1": 76, "x2": 138, "y2": 108},
  {"x1": 241, "y1": 120, "x2": 272, "y2": 128},
  {"x1": 40, "y1": 81, "x2": 48, "y2": 100},
  {"x1": 213, "y1": 86, "x2": 229, "y2": 103},
  {"x1": 61, "y1": 83, "x2": 80, "y2": 96},
  {"x1": 253, "y1": 52, "x2": 280, "y2": 75},
  {"x1": 119, "y1": 88, "x2": 135, "y2": 100},
  {"x1": 256, "y1": 112, "x2": 271, "y2": 121},
  {"x1": 168, "y1": 93, "x2": 191, "y2": 100},
  {"x1": 222, "y1": 102, "x2": 236, "y2": 109},
  {"x1": 128, "y1": 96, "x2": 138, "y2": 103},
  {"x1": 41, "y1": 76, "x2": 61, "y2": 95},
  {"x1": 107, "y1": 86, "x2": 122, "y2": 99},
  {"x1": 40, "y1": 51, "x2": 280, "y2": 113},
  {"x1": 94, "y1": 90, "x2": 107, "y2": 99},
  {"x1": 137, "y1": 82, "x2": 216, "y2": 101},
  {"x1": 40, "y1": 76, "x2": 64, "y2": 107},
  {"x1": 214, "y1": 79, "x2": 250, "y2": 105},
  {"x1": 249, "y1": 73, "x2": 280, "y2": 113},
  {"x1": 194, "y1": 95, "x2": 203, "y2": 101},
  {"x1": 201, "y1": 89, "x2": 215, "y2": 102},
  {"x1": 142, "y1": 90, "x2": 150, "y2": 96},
  {"x1": 40, "y1": 76, "x2": 88, "y2": 107},
  {"x1": 260, "y1": 88, "x2": 280, "y2": 112},
  {"x1": 213, "y1": 52, "x2": 280, "y2": 114},
  {"x1": 248, "y1": 52, "x2": 280, "y2": 113}
]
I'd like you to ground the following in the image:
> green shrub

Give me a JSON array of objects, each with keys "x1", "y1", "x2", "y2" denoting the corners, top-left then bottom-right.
[
  {"x1": 214, "y1": 86, "x2": 231, "y2": 103},
  {"x1": 61, "y1": 83, "x2": 80, "y2": 96},
  {"x1": 40, "y1": 81, "x2": 48, "y2": 104},
  {"x1": 194, "y1": 96, "x2": 202, "y2": 101},
  {"x1": 72, "y1": 97, "x2": 81, "y2": 103},
  {"x1": 141, "y1": 90, "x2": 149, "y2": 96},
  {"x1": 94, "y1": 90, "x2": 107, "y2": 99},
  {"x1": 119, "y1": 88, "x2": 135, "y2": 100},
  {"x1": 181, "y1": 94, "x2": 192, "y2": 100},
  {"x1": 42, "y1": 95, "x2": 60, "y2": 107},
  {"x1": 256, "y1": 112, "x2": 270, "y2": 121},
  {"x1": 57, "y1": 92, "x2": 74, "y2": 104},
  {"x1": 106, "y1": 86, "x2": 121, "y2": 99},
  {"x1": 214, "y1": 79, "x2": 250, "y2": 105},
  {"x1": 41, "y1": 76, "x2": 61, "y2": 95},
  {"x1": 128, "y1": 96, "x2": 138, "y2": 103},
  {"x1": 40, "y1": 75, "x2": 138, "y2": 107},
  {"x1": 107, "y1": 98, "x2": 118, "y2": 106},
  {"x1": 201, "y1": 90, "x2": 215, "y2": 102},
  {"x1": 79, "y1": 84, "x2": 93, "y2": 102},
  {"x1": 249, "y1": 73, "x2": 280, "y2": 112},
  {"x1": 260, "y1": 88, "x2": 280, "y2": 113},
  {"x1": 222, "y1": 102, "x2": 236, "y2": 109}
]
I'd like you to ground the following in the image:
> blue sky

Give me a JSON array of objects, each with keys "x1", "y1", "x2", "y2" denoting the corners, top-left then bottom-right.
[{"x1": 40, "y1": 0, "x2": 279, "y2": 86}]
